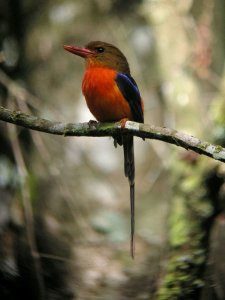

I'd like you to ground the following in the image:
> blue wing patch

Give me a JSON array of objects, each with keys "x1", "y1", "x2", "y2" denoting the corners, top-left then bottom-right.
[{"x1": 115, "y1": 73, "x2": 144, "y2": 123}]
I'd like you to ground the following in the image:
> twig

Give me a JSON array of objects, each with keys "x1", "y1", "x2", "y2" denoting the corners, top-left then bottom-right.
[
  {"x1": 6, "y1": 105, "x2": 46, "y2": 299},
  {"x1": 0, "y1": 70, "x2": 41, "y2": 110},
  {"x1": 0, "y1": 105, "x2": 225, "y2": 163}
]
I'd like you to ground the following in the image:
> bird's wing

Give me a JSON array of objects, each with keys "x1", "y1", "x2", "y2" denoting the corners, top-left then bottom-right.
[{"x1": 115, "y1": 73, "x2": 144, "y2": 123}]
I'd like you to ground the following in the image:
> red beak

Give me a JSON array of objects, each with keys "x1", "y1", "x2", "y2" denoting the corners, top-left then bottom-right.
[{"x1": 63, "y1": 45, "x2": 93, "y2": 58}]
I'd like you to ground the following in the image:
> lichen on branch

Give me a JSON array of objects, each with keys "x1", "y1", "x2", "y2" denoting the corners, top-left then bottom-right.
[{"x1": 1, "y1": 105, "x2": 225, "y2": 164}]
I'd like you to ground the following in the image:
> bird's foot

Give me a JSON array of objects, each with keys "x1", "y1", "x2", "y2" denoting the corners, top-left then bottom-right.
[
  {"x1": 119, "y1": 118, "x2": 128, "y2": 128},
  {"x1": 88, "y1": 119, "x2": 98, "y2": 129}
]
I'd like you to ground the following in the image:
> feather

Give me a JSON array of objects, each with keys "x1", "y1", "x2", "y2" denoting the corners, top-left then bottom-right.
[{"x1": 115, "y1": 73, "x2": 144, "y2": 123}]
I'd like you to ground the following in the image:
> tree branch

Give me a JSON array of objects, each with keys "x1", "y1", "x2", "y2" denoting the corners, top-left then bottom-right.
[{"x1": 0, "y1": 105, "x2": 225, "y2": 163}]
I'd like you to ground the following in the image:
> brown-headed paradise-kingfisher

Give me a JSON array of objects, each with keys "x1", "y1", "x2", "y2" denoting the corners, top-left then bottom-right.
[{"x1": 64, "y1": 41, "x2": 144, "y2": 258}]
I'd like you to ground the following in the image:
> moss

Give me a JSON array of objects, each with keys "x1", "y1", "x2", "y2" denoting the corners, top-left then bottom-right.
[
  {"x1": 198, "y1": 142, "x2": 210, "y2": 150},
  {"x1": 160, "y1": 196, "x2": 207, "y2": 299},
  {"x1": 11, "y1": 110, "x2": 20, "y2": 122},
  {"x1": 158, "y1": 251, "x2": 206, "y2": 300},
  {"x1": 169, "y1": 198, "x2": 190, "y2": 247},
  {"x1": 157, "y1": 154, "x2": 214, "y2": 300},
  {"x1": 180, "y1": 175, "x2": 202, "y2": 193},
  {"x1": 99, "y1": 122, "x2": 115, "y2": 131},
  {"x1": 215, "y1": 145, "x2": 224, "y2": 153}
]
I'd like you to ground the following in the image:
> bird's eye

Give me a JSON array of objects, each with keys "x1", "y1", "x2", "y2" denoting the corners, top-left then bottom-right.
[{"x1": 96, "y1": 47, "x2": 105, "y2": 53}]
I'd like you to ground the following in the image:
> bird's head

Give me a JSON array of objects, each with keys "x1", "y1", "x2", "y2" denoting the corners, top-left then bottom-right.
[{"x1": 64, "y1": 41, "x2": 130, "y2": 74}]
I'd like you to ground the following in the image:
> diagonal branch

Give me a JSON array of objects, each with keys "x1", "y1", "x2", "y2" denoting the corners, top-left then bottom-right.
[{"x1": 0, "y1": 105, "x2": 225, "y2": 163}]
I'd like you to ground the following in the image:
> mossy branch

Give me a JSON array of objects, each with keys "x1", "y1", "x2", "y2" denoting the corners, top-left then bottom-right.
[{"x1": 0, "y1": 105, "x2": 225, "y2": 163}]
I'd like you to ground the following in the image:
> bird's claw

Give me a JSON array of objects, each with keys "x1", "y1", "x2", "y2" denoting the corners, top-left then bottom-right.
[
  {"x1": 119, "y1": 118, "x2": 128, "y2": 129},
  {"x1": 88, "y1": 119, "x2": 98, "y2": 129}
]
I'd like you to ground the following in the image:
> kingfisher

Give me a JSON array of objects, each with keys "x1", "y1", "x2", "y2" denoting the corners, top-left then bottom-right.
[{"x1": 64, "y1": 41, "x2": 144, "y2": 258}]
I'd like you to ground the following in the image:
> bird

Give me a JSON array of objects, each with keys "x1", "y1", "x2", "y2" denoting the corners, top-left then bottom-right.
[{"x1": 64, "y1": 41, "x2": 144, "y2": 258}]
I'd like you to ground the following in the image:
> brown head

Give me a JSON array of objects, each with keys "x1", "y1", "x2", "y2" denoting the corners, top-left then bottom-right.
[{"x1": 64, "y1": 41, "x2": 130, "y2": 74}]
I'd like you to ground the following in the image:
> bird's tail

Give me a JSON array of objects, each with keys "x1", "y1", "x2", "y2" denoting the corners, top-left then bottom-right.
[{"x1": 123, "y1": 135, "x2": 135, "y2": 259}]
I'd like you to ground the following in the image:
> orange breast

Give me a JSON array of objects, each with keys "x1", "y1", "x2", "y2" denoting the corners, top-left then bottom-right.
[{"x1": 82, "y1": 67, "x2": 133, "y2": 122}]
